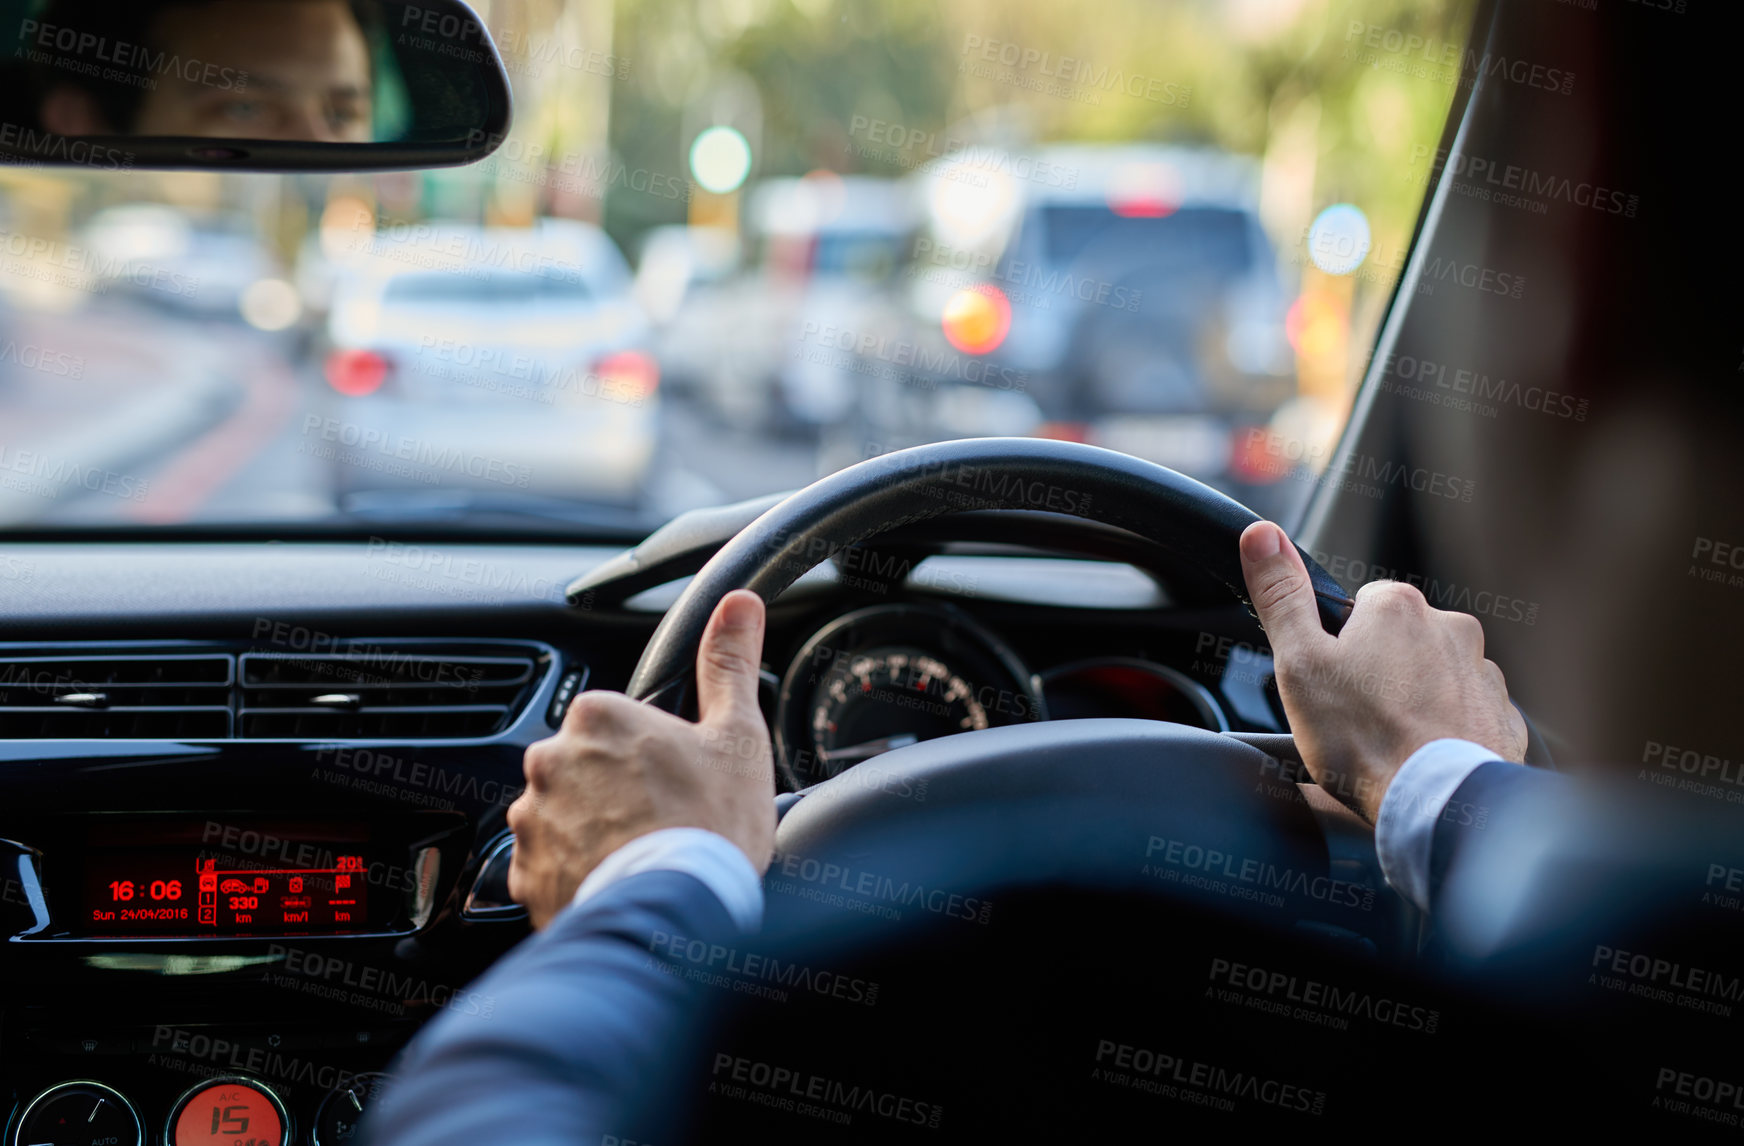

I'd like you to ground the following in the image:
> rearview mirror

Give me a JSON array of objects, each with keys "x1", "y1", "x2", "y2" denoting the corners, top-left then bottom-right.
[{"x1": 0, "y1": 0, "x2": 510, "y2": 170}]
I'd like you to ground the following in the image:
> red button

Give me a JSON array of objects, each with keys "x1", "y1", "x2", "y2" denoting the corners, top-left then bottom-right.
[{"x1": 171, "y1": 1079, "x2": 285, "y2": 1146}]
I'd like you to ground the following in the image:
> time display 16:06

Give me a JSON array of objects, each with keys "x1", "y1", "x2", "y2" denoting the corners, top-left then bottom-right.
[{"x1": 107, "y1": 878, "x2": 184, "y2": 901}]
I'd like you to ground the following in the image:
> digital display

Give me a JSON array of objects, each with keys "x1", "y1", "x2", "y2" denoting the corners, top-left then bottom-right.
[
  {"x1": 78, "y1": 821, "x2": 376, "y2": 937},
  {"x1": 171, "y1": 1079, "x2": 286, "y2": 1146}
]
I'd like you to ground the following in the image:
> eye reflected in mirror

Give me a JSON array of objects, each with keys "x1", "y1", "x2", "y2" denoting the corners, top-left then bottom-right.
[
  {"x1": 28, "y1": 0, "x2": 381, "y2": 142},
  {"x1": 0, "y1": 0, "x2": 509, "y2": 165}
]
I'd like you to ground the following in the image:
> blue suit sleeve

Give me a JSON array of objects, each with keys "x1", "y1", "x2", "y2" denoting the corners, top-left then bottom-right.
[
  {"x1": 360, "y1": 869, "x2": 737, "y2": 1146},
  {"x1": 1426, "y1": 760, "x2": 1569, "y2": 914}
]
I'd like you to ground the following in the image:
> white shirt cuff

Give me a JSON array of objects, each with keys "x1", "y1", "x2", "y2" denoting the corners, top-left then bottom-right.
[
  {"x1": 569, "y1": 827, "x2": 764, "y2": 932},
  {"x1": 1374, "y1": 738, "x2": 1510, "y2": 913}
]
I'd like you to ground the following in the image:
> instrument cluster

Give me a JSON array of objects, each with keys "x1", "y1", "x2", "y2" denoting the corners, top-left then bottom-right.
[{"x1": 773, "y1": 601, "x2": 1229, "y2": 788}]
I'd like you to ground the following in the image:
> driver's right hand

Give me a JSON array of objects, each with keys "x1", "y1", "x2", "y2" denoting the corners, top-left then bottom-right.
[
  {"x1": 1237, "y1": 520, "x2": 1528, "y2": 822},
  {"x1": 505, "y1": 589, "x2": 775, "y2": 929}
]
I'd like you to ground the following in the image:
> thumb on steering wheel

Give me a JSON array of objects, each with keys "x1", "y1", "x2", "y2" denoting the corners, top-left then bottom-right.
[
  {"x1": 1239, "y1": 521, "x2": 1333, "y2": 657},
  {"x1": 694, "y1": 589, "x2": 767, "y2": 725}
]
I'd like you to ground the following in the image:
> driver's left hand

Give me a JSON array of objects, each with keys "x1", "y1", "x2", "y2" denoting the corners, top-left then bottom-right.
[{"x1": 506, "y1": 589, "x2": 775, "y2": 928}]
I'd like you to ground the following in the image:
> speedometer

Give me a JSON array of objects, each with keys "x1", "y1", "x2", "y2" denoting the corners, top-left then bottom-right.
[
  {"x1": 775, "y1": 603, "x2": 1043, "y2": 788},
  {"x1": 811, "y1": 646, "x2": 991, "y2": 767}
]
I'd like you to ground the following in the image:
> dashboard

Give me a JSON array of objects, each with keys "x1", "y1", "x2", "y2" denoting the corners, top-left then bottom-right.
[{"x1": 0, "y1": 531, "x2": 1287, "y2": 1145}]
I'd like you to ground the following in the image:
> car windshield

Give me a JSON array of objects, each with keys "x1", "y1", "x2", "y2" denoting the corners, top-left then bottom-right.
[
  {"x1": 0, "y1": 0, "x2": 1476, "y2": 534},
  {"x1": 1036, "y1": 207, "x2": 1252, "y2": 274},
  {"x1": 383, "y1": 273, "x2": 594, "y2": 305}
]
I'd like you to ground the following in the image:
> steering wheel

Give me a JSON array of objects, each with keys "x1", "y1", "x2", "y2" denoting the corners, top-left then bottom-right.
[{"x1": 624, "y1": 438, "x2": 1545, "y2": 944}]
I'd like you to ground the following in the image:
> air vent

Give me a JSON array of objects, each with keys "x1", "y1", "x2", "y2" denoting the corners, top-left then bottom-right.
[
  {"x1": 0, "y1": 642, "x2": 553, "y2": 741},
  {"x1": 0, "y1": 654, "x2": 233, "y2": 738},
  {"x1": 239, "y1": 648, "x2": 541, "y2": 739}
]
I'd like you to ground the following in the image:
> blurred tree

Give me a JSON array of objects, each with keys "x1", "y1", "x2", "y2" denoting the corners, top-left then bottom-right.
[{"x1": 604, "y1": 0, "x2": 1467, "y2": 270}]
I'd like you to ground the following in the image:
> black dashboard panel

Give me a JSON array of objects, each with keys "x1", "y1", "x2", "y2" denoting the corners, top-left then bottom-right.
[
  {"x1": 0, "y1": 537, "x2": 1286, "y2": 1142},
  {"x1": 0, "y1": 543, "x2": 617, "y2": 629}
]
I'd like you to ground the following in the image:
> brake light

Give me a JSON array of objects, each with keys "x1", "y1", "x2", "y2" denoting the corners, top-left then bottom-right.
[
  {"x1": 591, "y1": 349, "x2": 660, "y2": 402},
  {"x1": 941, "y1": 285, "x2": 1011, "y2": 355},
  {"x1": 1107, "y1": 162, "x2": 1180, "y2": 218},
  {"x1": 324, "y1": 348, "x2": 390, "y2": 396},
  {"x1": 1108, "y1": 198, "x2": 1176, "y2": 218}
]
